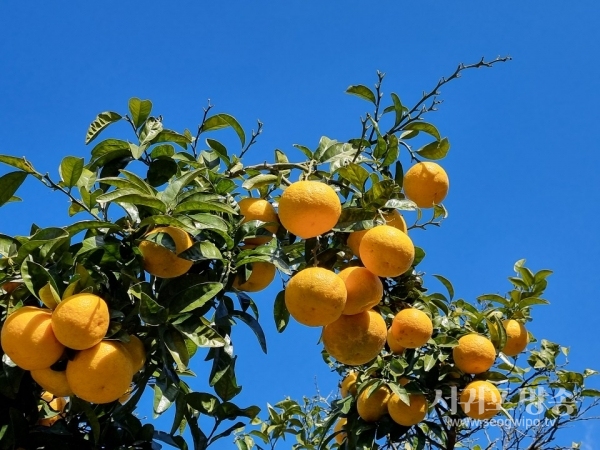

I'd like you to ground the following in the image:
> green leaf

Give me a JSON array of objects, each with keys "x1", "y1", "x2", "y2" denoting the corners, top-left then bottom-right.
[
  {"x1": 581, "y1": 389, "x2": 600, "y2": 397},
  {"x1": 128, "y1": 98, "x2": 153, "y2": 129},
  {"x1": 186, "y1": 392, "x2": 221, "y2": 416},
  {"x1": 140, "y1": 117, "x2": 164, "y2": 146},
  {"x1": 390, "y1": 92, "x2": 405, "y2": 126},
  {"x1": 85, "y1": 111, "x2": 122, "y2": 145},
  {"x1": 232, "y1": 310, "x2": 267, "y2": 353},
  {"x1": 21, "y1": 260, "x2": 61, "y2": 304},
  {"x1": 242, "y1": 174, "x2": 279, "y2": 191},
  {"x1": 65, "y1": 220, "x2": 121, "y2": 236},
  {"x1": 273, "y1": 290, "x2": 289, "y2": 333},
  {"x1": 154, "y1": 129, "x2": 193, "y2": 149},
  {"x1": 88, "y1": 139, "x2": 132, "y2": 170},
  {"x1": 207, "y1": 139, "x2": 230, "y2": 166},
  {"x1": 413, "y1": 246, "x2": 426, "y2": 266},
  {"x1": 59, "y1": 156, "x2": 84, "y2": 188},
  {"x1": 384, "y1": 198, "x2": 417, "y2": 211},
  {"x1": 0, "y1": 155, "x2": 37, "y2": 175},
  {"x1": 161, "y1": 168, "x2": 207, "y2": 206},
  {"x1": 174, "y1": 201, "x2": 237, "y2": 215},
  {"x1": 97, "y1": 189, "x2": 167, "y2": 212},
  {"x1": 170, "y1": 282, "x2": 223, "y2": 314},
  {"x1": 179, "y1": 241, "x2": 223, "y2": 262},
  {"x1": 433, "y1": 274, "x2": 454, "y2": 300},
  {"x1": 164, "y1": 329, "x2": 190, "y2": 371},
  {"x1": 201, "y1": 114, "x2": 246, "y2": 147},
  {"x1": 346, "y1": 84, "x2": 376, "y2": 104},
  {"x1": 293, "y1": 144, "x2": 312, "y2": 159},
  {"x1": 403, "y1": 122, "x2": 441, "y2": 141},
  {"x1": 519, "y1": 297, "x2": 550, "y2": 307},
  {"x1": 415, "y1": 138, "x2": 450, "y2": 160},
  {"x1": 148, "y1": 159, "x2": 178, "y2": 187},
  {"x1": 0, "y1": 172, "x2": 27, "y2": 207},
  {"x1": 337, "y1": 163, "x2": 369, "y2": 190}
]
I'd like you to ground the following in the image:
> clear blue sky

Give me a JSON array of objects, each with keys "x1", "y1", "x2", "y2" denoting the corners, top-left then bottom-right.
[{"x1": 1, "y1": 1, "x2": 600, "y2": 448}]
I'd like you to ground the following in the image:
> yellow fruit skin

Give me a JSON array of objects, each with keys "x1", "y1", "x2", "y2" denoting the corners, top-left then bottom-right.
[
  {"x1": 460, "y1": 380, "x2": 502, "y2": 420},
  {"x1": 31, "y1": 368, "x2": 73, "y2": 397},
  {"x1": 346, "y1": 210, "x2": 407, "y2": 256},
  {"x1": 233, "y1": 262, "x2": 276, "y2": 292},
  {"x1": 285, "y1": 267, "x2": 346, "y2": 327},
  {"x1": 122, "y1": 335, "x2": 146, "y2": 373},
  {"x1": 52, "y1": 293, "x2": 109, "y2": 350},
  {"x1": 453, "y1": 334, "x2": 496, "y2": 374},
  {"x1": 388, "y1": 393, "x2": 427, "y2": 426},
  {"x1": 403, "y1": 162, "x2": 449, "y2": 208},
  {"x1": 390, "y1": 309, "x2": 433, "y2": 349},
  {"x1": 357, "y1": 385, "x2": 391, "y2": 422},
  {"x1": 278, "y1": 181, "x2": 341, "y2": 239},
  {"x1": 338, "y1": 267, "x2": 383, "y2": 315},
  {"x1": 340, "y1": 372, "x2": 358, "y2": 397},
  {"x1": 322, "y1": 310, "x2": 387, "y2": 366},
  {"x1": 386, "y1": 328, "x2": 405, "y2": 354},
  {"x1": 334, "y1": 418, "x2": 347, "y2": 444},
  {"x1": 0, "y1": 307, "x2": 64, "y2": 370},
  {"x1": 360, "y1": 225, "x2": 415, "y2": 278},
  {"x1": 139, "y1": 226, "x2": 193, "y2": 278},
  {"x1": 502, "y1": 319, "x2": 529, "y2": 357},
  {"x1": 66, "y1": 341, "x2": 133, "y2": 404},
  {"x1": 239, "y1": 198, "x2": 279, "y2": 245}
]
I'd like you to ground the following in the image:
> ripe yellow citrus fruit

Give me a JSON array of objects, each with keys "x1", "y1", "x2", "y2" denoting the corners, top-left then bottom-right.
[
  {"x1": 31, "y1": 367, "x2": 73, "y2": 397},
  {"x1": 333, "y1": 418, "x2": 347, "y2": 444},
  {"x1": 338, "y1": 267, "x2": 383, "y2": 315},
  {"x1": 122, "y1": 335, "x2": 146, "y2": 373},
  {"x1": 386, "y1": 328, "x2": 405, "y2": 354},
  {"x1": 340, "y1": 371, "x2": 358, "y2": 397},
  {"x1": 357, "y1": 385, "x2": 391, "y2": 422},
  {"x1": 38, "y1": 394, "x2": 67, "y2": 427},
  {"x1": 322, "y1": 310, "x2": 386, "y2": 366},
  {"x1": 139, "y1": 226, "x2": 193, "y2": 278},
  {"x1": 502, "y1": 319, "x2": 529, "y2": 357},
  {"x1": 66, "y1": 341, "x2": 133, "y2": 404},
  {"x1": 285, "y1": 267, "x2": 346, "y2": 327},
  {"x1": 460, "y1": 380, "x2": 502, "y2": 420},
  {"x1": 453, "y1": 334, "x2": 496, "y2": 374},
  {"x1": 359, "y1": 225, "x2": 415, "y2": 278},
  {"x1": 278, "y1": 181, "x2": 341, "y2": 239},
  {"x1": 52, "y1": 293, "x2": 109, "y2": 350},
  {"x1": 388, "y1": 392, "x2": 428, "y2": 426},
  {"x1": 346, "y1": 210, "x2": 407, "y2": 256},
  {"x1": 233, "y1": 262, "x2": 276, "y2": 292},
  {"x1": 0, "y1": 306, "x2": 64, "y2": 370},
  {"x1": 239, "y1": 198, "x2": 279, "y2": 245},
  {"x1": 403, "y1": 161, "x2": 449, "y2": 208},
  {"x1": 390, "y1": 308, "x2": 433, "y2": 349}
]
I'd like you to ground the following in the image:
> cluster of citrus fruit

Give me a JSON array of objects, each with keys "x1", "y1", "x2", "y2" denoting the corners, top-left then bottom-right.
[
  {"x1": 333, "y1": 317, "x2": 530, "y2": 443},
  {"x1": 0, "y1": 292, "x2": 146, "y2": 408}
]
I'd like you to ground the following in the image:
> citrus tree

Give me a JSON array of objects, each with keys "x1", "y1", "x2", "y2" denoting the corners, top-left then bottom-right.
[{"x1": 0, "y1": 56, "x2": 598, "y2": 450}]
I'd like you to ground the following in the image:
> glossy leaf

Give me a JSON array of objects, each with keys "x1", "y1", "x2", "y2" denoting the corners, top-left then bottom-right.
[
  {"x1": 0, "y1": 172, "x2": 27, "y2": 207},
  {"x1": 403, "y1": 122, "x2": 441, "y2": 141},
  {"x1": 59, "y1": 156, "x2": 84, "y2": 188},
  {"x1": 346, "y1": 84, "x2": 376, "y2": 104},
  {"x1": 128, "y1": 98, "x2": 153, "y2": 129},
  {"x1": 416, "y1": 137, "x2": 450, "y2": 160},
  {"x1": 201, "y1": 114, "x2": 246, "y2": 147},
  {"x1": 273, "y1": 290, "x2": 289, "y2": 333},
  {"x1": 85, "y1": 111, "x2": 122, "y2": 144}
]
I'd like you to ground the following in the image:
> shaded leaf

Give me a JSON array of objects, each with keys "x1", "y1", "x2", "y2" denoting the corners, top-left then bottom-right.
[{"x1": 0, "y1": 172, "x2": 27, "y2": 207}]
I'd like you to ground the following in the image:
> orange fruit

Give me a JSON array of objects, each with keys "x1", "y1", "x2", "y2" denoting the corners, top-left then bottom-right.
[
  {"x1": 388, "y1": 392, "x2": 427, "y2": 426},
  {"x1": 403, "y1": 162, "x2": 449, "y2": 208},
  {"x1": 233, "y1": 262, "x2": 276, "y2": 292},
  {"x1": 0, "y1": 306, "x2": 64, "y2": 370},
  {"x1": 139, "y1": 226, "x2": 193, "y2": 278},
  {"x1": 66, "y1": 341, "x2": 133, "y2": 404},
  {"x1": 340, "y1": 371, "x2": 358, "y2": 397},
  {"x1": 322, "y1": 310, "x2": 386, "y2": 366},
  {"x1": 386, "y1": 328, "x2": 405, "y2": 354},
  {"x1": 357, "y1": 385, "x2": 391, "y2": 422},
  {"x1": 346, "y1": 210, "x2": 407, "y2": 256},
  {"x1": 359, "y1": 225, "x2": 415, "y2": 277},
  {"x1": 333, "y1": 418, "x2": 347, "y2": 444},
  {"x1": 285, "y1": 267, "x2": 346, "y2": 327},
  {"x1": 460, "y1": 380, "x2": 502, "y2": 420},
  {"x1": 390, "y1": 308, "x2": 433, "y2": 349},
  {"x1": 278, "y1": 181, "x2": 341, "y2": 239},
  {"x1": 238, "y1": 198, "x2": 279, "y2": 245},
  {"x1": 31, "y1": 367, "x2": 73, "y2": 397},
  {"x1": 122, "y1": 335, "x2": 146, "y2": 373},
  {"x1": 338, "y1": 267, "x2": 383, "y2": 315},
  {"x1": 52, "y1": 293, "x2": 109, "y2": 350},
  {"x1": 453, "y1": 334, "x2": 496, "y2": 374},
  {"x1": 501, "y1": 319, "x2": 529, "y2": 357}
]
